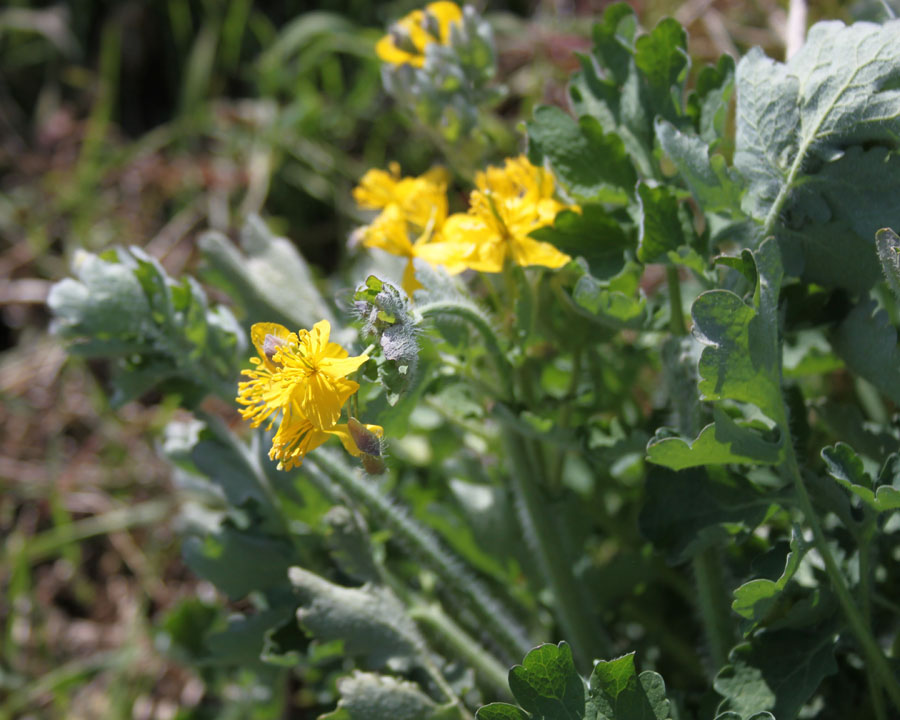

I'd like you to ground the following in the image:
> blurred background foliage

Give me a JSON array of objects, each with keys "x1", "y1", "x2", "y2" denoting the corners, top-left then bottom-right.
[{"x1": 0, "y1": 0, "x2": 868, "y2": 717}]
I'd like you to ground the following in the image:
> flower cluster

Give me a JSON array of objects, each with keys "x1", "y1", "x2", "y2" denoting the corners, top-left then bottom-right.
[
  {"x1": 375, "y1": 1, "x2": 462, "y2": 68},
  {"x1": 353, "y1": 163, "x2": 450, "y2": 295},
  {"x1": 375, "y1": 2, "x2": 499, "y2": 140},
  {"x1": 236, "y1": 320, "x2": 382, "y2": 470},
  {"x1": 353, "y1": 155, "x2": 575, "y2": 289}
]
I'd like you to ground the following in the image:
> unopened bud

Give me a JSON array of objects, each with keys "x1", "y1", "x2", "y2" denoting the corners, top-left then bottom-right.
[{"x1": 362, "y1": 454, "x2": 387, "y2": 475}]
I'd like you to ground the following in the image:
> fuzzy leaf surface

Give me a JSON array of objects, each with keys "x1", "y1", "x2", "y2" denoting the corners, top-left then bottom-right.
[
  {"x1": 289, "y1": 567, "x2": 424, "y2": 672},
  {"x1": 831, "y1": 300, "x2": 900, "y2": 405},
  {"x1": 714, "y1": 630, "x2": 837, "y2": 720},
  {"x1": 732, "y1": 529, "x2": 808, "y2": 632},
  {"x1": 640, "y1": 467, "x2": 776, "y2": 563},
  {"x1": 735, "y1": 19, "x2": 900, "y2": 289},
  {"x1": 822, "y1": 443, "x2": 900, "y2": 512},
  {"x1": 588, "y1": 652, "x2": 670, "y2": 720},
  {"x1": 320, "y1": 671, "x2": 455, "y2": 720}
]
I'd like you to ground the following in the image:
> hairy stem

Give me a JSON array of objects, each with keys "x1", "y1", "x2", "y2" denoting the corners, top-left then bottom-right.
[
  {"x1": 784, "y1": 448, "x2": 900, "y2": 711},
  {"x1": 666, "y1": 265, "x2": 687, "y2": 336},
  {"x1": 305, "y1": 450, "x2": 532, "y2": 661},
  {"x1": 409, "y1": 603, "x2": 512, "y2": 699},
  {"x1": 418, "y1": 299, "x2": 514, "y2": 401},
  {"x1": 502, "y1": 428, "x2": 612, "y2": 668},
  {"x1": 692, "y1": 547, "x2": 736, "y2": 672}
]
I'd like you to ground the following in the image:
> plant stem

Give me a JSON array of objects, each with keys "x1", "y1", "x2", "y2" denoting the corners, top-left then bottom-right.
[
  {"x1": 409, "y1": 603, "x2": 512, "y2": 699},
  {"x1": 783, "y1": 448, "x2": 900, "y2": 711},
  {"x1": 502, "y1": 428, "x2": 612, "y2": 668},
  {"x1": 665, "y1": 270, "x2": 735, "y2": 673},
  {"x1": 692, "y1": 547, "x2": 735, "y2": 673},
  {"x1": 418, "y1": 299, "x2": 514, "y2": 401},
  {"x1": 305, "y1": 450, "x2": 532, "y2": 661},
  {"x1": 420, "y1": 651, "x2": 475, "y2": 720},
  {"x1": 859, "y1": 521, "x2": 887, "y2": 720},
  {"x1": 666, "y1": 265, "x2": 687, "y2": 336}
]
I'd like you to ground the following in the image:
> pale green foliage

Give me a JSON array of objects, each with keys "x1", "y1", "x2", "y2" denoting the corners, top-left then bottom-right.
[
  {"x1": 48, "y1": 246, "x2": 244, "y2": 406},
  {"x1": 734, "y1": 19, "x2": 900, "y2": 291}
]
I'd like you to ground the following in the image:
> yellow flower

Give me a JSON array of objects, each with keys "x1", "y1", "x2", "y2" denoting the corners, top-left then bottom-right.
[
  {"x1": 353, "y1": 164, "x2": 451, "y2": 295},
  {"x1": 375, "y1": 2, "x2": 463, "y2": 68},
  {"x1": 237, "y1": 320, "x2": 382, "y2": 469},
  {"x1": 416, "y1": 155, "x2": 574, "y2": 274},
  {"x1": 270, "y1": 407, "x2": 383, "y2": 471},
  {"x1": 353, "y1": 162, "x2": 449, "y2": 232}
]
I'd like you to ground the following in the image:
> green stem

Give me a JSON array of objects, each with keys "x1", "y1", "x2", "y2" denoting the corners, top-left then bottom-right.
[
  {"x1": 665, "y1": 273, "x2": 735, "y2": 673},
  {"x1": 420, "y1": 651, "x2": 475, "y2": 720},
  {"x1": 666, "y1": 265, "x2": 687, "y2": 336},
  {"x1": 784, "y1": 448, "x2": 900, "y2": 711},
  {"x1": 418, "y1": 299, "x2": 514, "y2": 401},
  {"x1": 502, "y1": 428, "x2": 612, "y2": 668},
  {"x1": 305, "y1": 450, "x2": 532, "y2": 661},
  {"x1": 859, "y1": 521, "x2": 887, "y2": 720},
  {"x1": 409, "y1": 603, "x2": 512, "y2": 699},
  {"x1": 692, "y1": 547, "x2": 736, "y2": 672}
]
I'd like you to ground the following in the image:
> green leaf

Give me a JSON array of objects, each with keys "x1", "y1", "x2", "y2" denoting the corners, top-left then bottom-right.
[
  {"x1": 647, "y1": 409, "x2": 782, "y2": 470},
  {"x1": 693, "y1": 238, "x2": 784, "y2": 423},
  {"x1": 476, "y1": 705, "x2": 531, "y2": 720},
  {"x1": 632, "y1": 18, "x2": 689, "y2": 123},
  {"x1": 527, "y1": 106, "x2": 637, "y2": 204},
  {"x1": 506, "y1": 642, "x2": 586, "y2": 720},
  {"x1": 182, "y1": 523, "x2": 295, "y2": 600},
  {"x1": 289, "y1": 567, "x2": 425, "y2": 672},
  {"x1": 639, "y1": 467, "x2": 776, "y2": 563},
  {"x1": 47, "y1": 247, "x2": 244, "y2": 406},
  {"x1": 822, "y1": 443, "x2": 900, "y2": 512},
  {"x1": 321, "y1": 671, "x2": 454, "y2": 720},
  {"x1": 714, "y1": 629, "x2": 837, "y2": 720},
  {"x1": 734, "y1": 19, "x2": 900, "y2": 289},
  {"x1": 635, "y1": 182, "x2": 686, "y2": 264},
  {"x1": 529, "y1": 205, "x2": 633, "y2": 279},
  {"x1": 831, "y1": 299, "x2": 900, "y2": 405},
  {"x1": 655, "y1": 119, "x2": 743, "y2": 215},
  {"x1": 732, "y1": 529, "x2": 808, "y2": 633},
  {"x1": 200, "y1": 214, "x2": 336, "y2": 331},
  {"x1": 571, "y1": 263, "x2": 648, "y2": 330},
  {"x1": 588, "y1": 652, "x2": 670, "y2": 720},
  {"x1": 686, "y1": 54, "x2": 736, "y2": 144}
]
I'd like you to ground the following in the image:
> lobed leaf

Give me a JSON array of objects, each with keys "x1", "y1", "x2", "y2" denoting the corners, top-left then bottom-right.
[
  {"x1": 714, "y1": 629, "x2": 837, "y2": 720},
  {"x1": 732, "y1": 529, "x2": 808, "y2": 633},
  {"x1": 734, "y1": 19, "x2": 900, "y2": 291},
  {"x1": 831, "y1": 299, "x2": 900, "y2": 406},
  {"x1": 588, "y1": 652, "x2": 670, "y2": 720},
  {"x1": 822, "y1": 443, "x2": 900, "y2": 513},
  {"x1": 320, "y1": 671, "x2": 456, "y2": 720},
  {"x1": 289, "y1": 567, "x2": 425, "y2": 672}
]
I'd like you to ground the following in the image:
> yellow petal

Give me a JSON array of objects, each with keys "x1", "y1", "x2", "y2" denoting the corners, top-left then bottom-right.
[
  {"x1": 425, "y1": 1, "x2": 463, "y2": 42},
  {"x1": 362, "y1": 205, "x2": 414, "y2": 257},
  {"x1": 375, "y1": 34, "x2": 425, "y2": 67},
  {"x1": 319, "y1": 353, "x2": 369, "y2": 379},
  {"x1": 250, "y1": 322, "x2": 293, "y2": 369},
  {"x1": 510, "y1": 235, "x2": 571, "y2": 269},
  {"x1": 402, "y1": 258, "x2": 423, "y2": 297}
]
